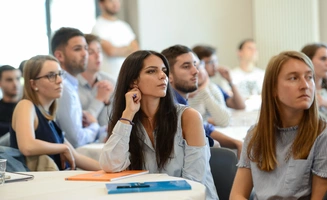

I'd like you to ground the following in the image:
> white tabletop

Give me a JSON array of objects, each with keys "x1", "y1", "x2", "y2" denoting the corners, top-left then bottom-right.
[
  {"x1": 215, "y1": 126, "x2": 250, "y2": 141},
  {"x1": 1, "y1": 171, "x2": 205, "y2": 200}
]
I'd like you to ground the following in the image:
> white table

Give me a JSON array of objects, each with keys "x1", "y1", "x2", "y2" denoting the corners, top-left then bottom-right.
[
  {"x1": 1, "y1": 171, "x2": 205, "y2": 200},
  {"x1": 215, "y1": 126, "x2": 250, "y2": 141}
]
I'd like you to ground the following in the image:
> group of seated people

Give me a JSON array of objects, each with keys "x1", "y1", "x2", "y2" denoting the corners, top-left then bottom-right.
[{"x1": 0, "y1": 26, "x2": 326, "y2": 199}]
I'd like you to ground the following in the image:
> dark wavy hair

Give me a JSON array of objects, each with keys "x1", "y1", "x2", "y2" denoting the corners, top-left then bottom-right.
[{"x1": 107, "y1": 50, "x2": 177, "y2": 170}]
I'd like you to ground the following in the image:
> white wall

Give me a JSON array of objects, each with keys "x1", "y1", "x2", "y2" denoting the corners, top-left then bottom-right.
[
  {"x1": 253, "y1": 0, "x2": 319, "y2": 68},
  {"x1": 136, "y1": 0, "x2": 253, "y2": 68},
  {"x1": 127, "y1": 0, "x2": 326, "y2": 69},
  {"x1": 319, "y1": 0, "x2": 327, "y2": 44}
]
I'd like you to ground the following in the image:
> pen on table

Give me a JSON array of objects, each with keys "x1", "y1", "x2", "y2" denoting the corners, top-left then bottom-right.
[{"x1": 117, "y1": 184, "x2": 150, "y2": 189}]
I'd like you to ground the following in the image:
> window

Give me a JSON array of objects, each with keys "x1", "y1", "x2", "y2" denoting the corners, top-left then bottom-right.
[
  {"x1": 0, "y1": 0, "x2": 97, "y2": 68},
  {"x1": 0, "y1": 0, "x2": 48, "y2": 68}
]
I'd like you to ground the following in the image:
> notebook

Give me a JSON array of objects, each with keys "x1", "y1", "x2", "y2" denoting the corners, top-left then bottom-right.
[
  {"x1": 105, "y1": 180, "x2": 192, "y2": 194},
  {"x1": 65, "y1": 170, "x2": 149, "y2": 181}
]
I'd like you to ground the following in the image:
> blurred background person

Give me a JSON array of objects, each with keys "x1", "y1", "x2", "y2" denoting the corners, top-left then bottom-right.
[
  {"x1": 192, "y1": 45, "x2": 245, "y2": 111},
  {"x1": 77, "y1": 34, "x2": 115, "y2": 128},
  {"x1": 231, "y1": 39, "x2": 265, "y2": 100},
  {"x1": 92, "y1": 0, "x2": 139, "y2": 79},
  {"x1": 0, "y1": 65, "x2": 21, "y2": 138},
  {"x1": 301, "y1": 43, "x2": 327, "y2": 120}
]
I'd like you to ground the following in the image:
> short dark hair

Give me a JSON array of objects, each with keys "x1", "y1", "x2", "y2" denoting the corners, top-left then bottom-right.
[
  {"x1": 161, "y1": 45, "x2": 192, "y2": 71},
  {"x1": 238, "y1": 39, "x2": 254, "y2": 50},
  {"x1": 0, "y1": 65, "x2": 16, "y2": 80},
  {"x1": 84, "y1": 34, "x2": 101, "y2": 45},
  {"x1": 18, "y1": 60, "x2": 27, "y2": 74},
  {"x1": 192, "y1": 45, "x2": 216, "y2": 60},
  {"x1": 51, "y1": 27, "x2": 84, "y2": 54}
]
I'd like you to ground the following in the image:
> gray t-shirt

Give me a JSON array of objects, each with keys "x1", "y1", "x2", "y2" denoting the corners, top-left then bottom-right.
[{"x1": 238, "y1": 125, "x2": 327, "y2": 199}]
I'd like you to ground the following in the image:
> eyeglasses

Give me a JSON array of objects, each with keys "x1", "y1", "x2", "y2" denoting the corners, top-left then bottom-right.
[
  {"x1": 196, "y1": 60, "x2": 205, "y2": 69},
  {"x1": 205, "y1": 59, "x2": 218, "y2": 65},
  {"x1": 34, "y1": 71, "x2": 65, "y2": 82}
]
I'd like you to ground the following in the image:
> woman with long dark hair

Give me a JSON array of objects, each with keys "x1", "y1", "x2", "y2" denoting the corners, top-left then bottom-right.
[{"x1": 99, "y1": 50, "x2": 218, "y2": 200}]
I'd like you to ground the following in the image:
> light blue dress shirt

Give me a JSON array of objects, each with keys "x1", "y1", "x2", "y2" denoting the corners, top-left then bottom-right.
[{"x1": 56, "y1": 71, "x2": 100, "y2": 148}]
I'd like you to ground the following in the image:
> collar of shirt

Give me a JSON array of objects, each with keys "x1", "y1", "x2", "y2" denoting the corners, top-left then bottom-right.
[
  {"x1": 173, "y1": 89, "x2": 188, "y2": 105},
  {"x1": 76, "y1": 74, "x2": 100, "y2": 89},
  {"x1": 64, "y1": 70, "x2": 79, "y2": 90}
]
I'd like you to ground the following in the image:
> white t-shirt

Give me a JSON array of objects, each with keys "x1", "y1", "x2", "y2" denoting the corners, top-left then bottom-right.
[
  {"x1": 231, "y1": 67, "x2": 265, "y2": 99},
  {"x1": 92, "y1": 17, "x2": 136, "y2": 79}
]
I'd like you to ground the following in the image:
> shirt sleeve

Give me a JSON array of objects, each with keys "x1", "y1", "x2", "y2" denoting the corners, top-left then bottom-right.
[
  {"x1": 217, "y1": 85, "x2": 230, "y2": 101},
  {"x1": 312, "y1": 128, "x2": 327, "y2": 178},
  {"x1": 85, "y1": 98, "x2": 105, "y2": 118},
  {"x1": 182, "y1": 139, "x2": 218, "y2": 199},
  {"x1": 56, "y1": 85, "x2": 100, "y2": 148},
  {"x1": 203, "y1": 122, "x2": 215, "y2": 147},
  {"x1": 99, "y1": 121, "x2": 132, "y2": 172},
  {"x1": 190, "y1": 83, "x2": 230, "y2": 127}
]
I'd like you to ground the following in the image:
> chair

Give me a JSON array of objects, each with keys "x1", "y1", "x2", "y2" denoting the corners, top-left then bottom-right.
[{"x1": 209, "y1": 147, "x2": 238, "y2": 200}]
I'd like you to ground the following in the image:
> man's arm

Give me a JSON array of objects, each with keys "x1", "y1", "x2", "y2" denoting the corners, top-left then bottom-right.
[
  {"x1": 101, "y1": 39, "x2": 139, "y2": 57},
  {"x1": 217, "y1": 67, "x2": 245, "y2": 110},
  {"x1": 226, "y1": 83, "x2": 246, "y2": 110}
]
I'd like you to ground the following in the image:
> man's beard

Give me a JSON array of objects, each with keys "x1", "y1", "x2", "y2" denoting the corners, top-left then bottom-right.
[
  {"x1": 174, "y1": 80, "x2": 198, "y2": 94},
  {"x1": 5, "y1": 91, "x2": 19, "y2": 98},
  {"x1": 65, "y1": 60, "x2": 86, "y2": 76}
]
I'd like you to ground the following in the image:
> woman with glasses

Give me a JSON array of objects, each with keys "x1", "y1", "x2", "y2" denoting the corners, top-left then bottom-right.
[{"x1": 10, "y1": 55, "x2": 100, "y2": 171}]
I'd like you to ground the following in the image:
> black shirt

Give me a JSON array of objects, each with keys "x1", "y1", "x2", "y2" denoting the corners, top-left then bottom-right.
[{"x1": 0, "y1": 99, "x2": 17, "y2": 137}]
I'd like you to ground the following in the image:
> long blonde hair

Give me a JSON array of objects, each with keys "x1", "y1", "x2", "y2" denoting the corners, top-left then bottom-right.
[
  {"x1": 247, "y1": 51, "x2": 325, "y2": 171},
  {"x1": 23, "y1": 55, "x2": 59, "y2": 120}
]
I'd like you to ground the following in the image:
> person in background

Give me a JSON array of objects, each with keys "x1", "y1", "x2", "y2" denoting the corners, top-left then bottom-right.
[
  {"x1": 99, "y1": 50, "x2": 218, "y2": 200},
  {"x1": 18, "y1": 60, "x2": 27, "y2": 75},
  {"x1": 0, "y1": 65, "x2": 21, "y2": 137},
  {"x1": 231, "y1": 39, "x2": 265, "y2": 99},
  {"x1": 52, "y1": 27, "x2": 103, "y2": 148},
  {"x1": 92, "y1": 0, "x2": 139, "y2": 79},
  {"x1": 192, "y1": 45, "x2": 245, "y2": 110},
  {"x1": 162, "y1": 45, "x2": 243, "y2": 158},
  {"x1": 301, "y1": 43, "x2": 327, "y2": 120},
  {"x1": 188, "y1": 59, "x2": 231, "y2": 127},
  {"x1": 77, "y1": 34, "x2": 115, "y2": 128},
  {"x1": 230, "y1": 51, "x2": 327, "y2": 199},
  {"x1": 10, "y1": 55, "x2": 100, "y2": 171}
]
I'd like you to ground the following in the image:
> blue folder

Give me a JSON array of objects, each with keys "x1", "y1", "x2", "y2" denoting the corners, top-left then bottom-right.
[{"x1": 105, "y1": 180, "x2": 192, "y2": 194}]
